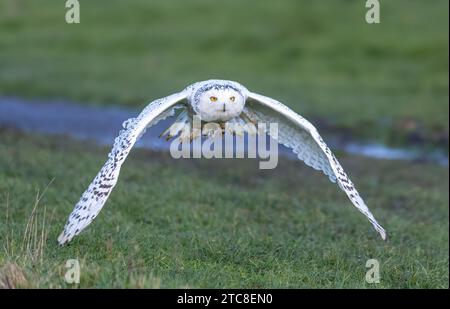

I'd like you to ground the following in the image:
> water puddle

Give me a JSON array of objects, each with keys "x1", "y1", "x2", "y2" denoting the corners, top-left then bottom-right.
[{"x1": 0, "y1": 96, "x2": 447, "y2": 166}]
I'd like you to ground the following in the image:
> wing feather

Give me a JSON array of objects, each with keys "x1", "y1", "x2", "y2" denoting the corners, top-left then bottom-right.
[
  {"x1": 57, "y1": 91, "x2": 188, "y2": 245},
  {"x1": 245, "y1": 92, "x2": 386, "y2": 240}
]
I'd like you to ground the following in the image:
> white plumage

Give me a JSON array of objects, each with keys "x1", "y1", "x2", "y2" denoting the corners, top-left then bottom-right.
[{"x1": 58, "y1": 79, "x2": 386, "y2": 245}]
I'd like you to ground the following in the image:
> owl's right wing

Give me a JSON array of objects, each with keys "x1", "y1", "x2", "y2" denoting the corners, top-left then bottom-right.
[{"x1": 58, "y1": 91, "x2": 189, "y2": 245}]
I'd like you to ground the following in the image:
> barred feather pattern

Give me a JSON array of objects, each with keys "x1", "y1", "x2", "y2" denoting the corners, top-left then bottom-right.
[
  {"x1": 57, "y1": 92, "x2": 187, "y2": 245},
  {"x1": 245, "y1": 92, "x2": 386, "y2": 240},
  {"x1": 243, "y1": 103, "x2": 336, "y2": 182}
]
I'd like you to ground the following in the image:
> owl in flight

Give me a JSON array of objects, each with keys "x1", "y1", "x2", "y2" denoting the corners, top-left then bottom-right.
[{"x1": 58, "y1": 79, "x2": 386, "y2": 245}]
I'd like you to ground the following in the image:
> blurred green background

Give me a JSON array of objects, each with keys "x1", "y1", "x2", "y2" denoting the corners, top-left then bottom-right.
[
  {"x1": 1, "y1": 0, "x2": 448, "y2": 143},
  {"x1": 0, "y1": 0, "x2": 448, "y2": 288}
]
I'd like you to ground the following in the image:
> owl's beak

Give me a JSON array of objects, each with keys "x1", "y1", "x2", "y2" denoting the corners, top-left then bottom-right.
[{"x1": 222, "y1": 103, "x2": 227, "y2": 112}]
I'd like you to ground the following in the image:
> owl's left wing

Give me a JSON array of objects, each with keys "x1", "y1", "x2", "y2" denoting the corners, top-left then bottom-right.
[
  {"x1": 243, "y1": 91, "x2": 386, "y2": 240},
  {"x1": 57, "y1": 91, "x2": 189, "y2": 245}
]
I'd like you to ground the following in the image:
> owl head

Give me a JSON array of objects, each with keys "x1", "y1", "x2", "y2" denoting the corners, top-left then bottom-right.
[{"x1": 190, "y1": 80, "x2": 247, "y2": 122}]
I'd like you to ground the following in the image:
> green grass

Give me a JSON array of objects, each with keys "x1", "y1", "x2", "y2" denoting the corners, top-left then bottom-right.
[
  {"x1": 0, "y1": 0, "x2": 448, "y2": 144},
  {"x1": 0, "y1": 0, "x2": 448, "y2": 289},
  {"x1": 0, "y1": 128, "x2": 448, "y2": 288}
]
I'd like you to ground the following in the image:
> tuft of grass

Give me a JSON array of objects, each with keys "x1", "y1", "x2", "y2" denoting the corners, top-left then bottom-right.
[
  {"x1": 0, "y1": 262, "x2": 29, "y2": 289},
  {"x1": 3, "y1": 183, "x2": 53, "y2": 267},
  {"x1": 1, "y1": 177, "x2": 55, "y2": 288}
]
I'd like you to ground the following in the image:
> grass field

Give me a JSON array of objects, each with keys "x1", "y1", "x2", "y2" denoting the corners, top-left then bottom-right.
[
  {"x1": 0, "y1": 0, "x2": 448, "y2": 144},
  {"x1": 0, "y1": 128, "x2": 448, "y2": 288},
  {"x1": 0, "y1": 0, "x2": 448, "y2": 288}
]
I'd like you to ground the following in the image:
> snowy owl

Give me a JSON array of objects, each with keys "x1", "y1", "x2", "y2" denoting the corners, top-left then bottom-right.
[{"x1": 58, "y1": 79, "x2": 386, "y2": 245}]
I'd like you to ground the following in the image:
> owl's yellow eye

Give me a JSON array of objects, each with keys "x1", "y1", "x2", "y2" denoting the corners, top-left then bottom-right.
[
  {"x1": 210, "y1": 96, "x2": 218, "y2": 102},
  {"x1": 230, "y1": 96, "x2": 235, "y2": 102}
]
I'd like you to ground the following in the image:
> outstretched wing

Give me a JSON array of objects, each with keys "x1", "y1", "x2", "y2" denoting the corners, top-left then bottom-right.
[
  {"x1": 58, "y1": 91, "x2": 189, "y2": 245},
  {"x1": 244, "y1": 91, "x2": 386, "y2": 240}
]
